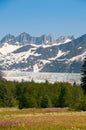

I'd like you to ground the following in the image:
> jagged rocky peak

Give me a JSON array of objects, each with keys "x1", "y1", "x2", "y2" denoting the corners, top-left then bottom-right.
[
  {"x1": 0, "y1": 33, "x2": 54, "y2": 46},
  {"x1": 0, "y1": 34, "x2": 15, "y2": 44},
  {"x1": 0, "y1": 32, "x2": 74, "y2": 46},
  {"x1": 37, "y1": 34, "x2": 53, "y2": 44},
  {"x1": 16, "y1": 32, "x2": 32, "y2": 45},
  {"x1": 16, "y1": 32, "x2": 53, "y2": 45},
  {"x1": 45, "y1": 34, "x2": 53, "y2": 44},
  {"x1": 56, "y1": 35, "x2": 75, "y2": 43}
]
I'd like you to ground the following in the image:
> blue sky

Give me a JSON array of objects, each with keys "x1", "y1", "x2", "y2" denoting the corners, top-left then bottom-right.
[{"x1": 0, "y1": 0, "x2": 86, "y2": 39}]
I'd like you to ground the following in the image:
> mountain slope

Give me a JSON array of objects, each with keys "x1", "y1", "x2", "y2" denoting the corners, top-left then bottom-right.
[{"x1": 0, "y1": 33, "x2": 86, "y2": 73}]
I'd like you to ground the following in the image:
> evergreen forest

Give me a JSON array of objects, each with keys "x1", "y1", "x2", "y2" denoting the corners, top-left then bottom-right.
[{"x1": 0, "y1": 80, "x2": 86, "y2": 110}]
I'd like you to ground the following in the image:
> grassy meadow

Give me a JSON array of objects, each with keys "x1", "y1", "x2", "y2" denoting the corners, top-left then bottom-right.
[{"x1": 0, "y1": 108, "x2": 86, "y2": 130}]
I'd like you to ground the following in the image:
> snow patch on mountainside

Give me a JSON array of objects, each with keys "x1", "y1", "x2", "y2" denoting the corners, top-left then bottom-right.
[
  {"x1": 33, "y1": 64, "x2": 39, "y2": 72},
  {"x1": 64, "y1": 39, "x2": 72, "y2": 43},
  {"x1": 2, "y1": 46, "x2": 42, "y2": 68},
  {"x1": 69, "y1": 52, "x2": 86, "y2": 62},
  {"x1": 30, "y1": 43, "x2": 42, "y2": 48},
  {"x1": 40, "y1": 60, "x2": 50, "y2": 65},
  {"x1": 48, "y1": 50, "x2": 65, "y2": 60},
  {"x1": 78, "y1": 46, "x2": 82, "y2": 49},
  {"x1": 57, "y1": 39, "x2": 72, "y2": 45},
  {"x1": 0, "y1": 43, "x2": 20, "y2": 55}
]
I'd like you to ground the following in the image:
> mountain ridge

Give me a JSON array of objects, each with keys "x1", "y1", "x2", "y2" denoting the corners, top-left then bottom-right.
[
  {"x1": 0, "y1": 33, "x2": 86, "y2": 73},
  {"x1": 0, "y1": 32, "x2": 73, "y2": 45}
]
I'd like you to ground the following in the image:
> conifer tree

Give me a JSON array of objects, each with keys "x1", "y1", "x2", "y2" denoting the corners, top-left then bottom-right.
[
  {"x1": 81, "y1": 57, "x2": 86, "y2": 93},
  {"x1": 40, "y1": 95, "x2": 52, "y2": 108}
]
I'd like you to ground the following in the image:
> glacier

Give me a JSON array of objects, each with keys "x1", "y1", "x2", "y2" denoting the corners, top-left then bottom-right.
[{"x1": 3, "y1": 71, "x2": 81, "y2": 84}]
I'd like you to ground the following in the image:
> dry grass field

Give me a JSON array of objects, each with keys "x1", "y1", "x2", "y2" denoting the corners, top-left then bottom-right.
[{"x1": 0, "y1": 108, "x2": 86, "y2": 130}]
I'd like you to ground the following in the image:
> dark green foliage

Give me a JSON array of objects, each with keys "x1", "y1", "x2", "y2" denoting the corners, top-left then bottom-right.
[
  {"x1": 0, "y1": 81, "x2": 17, "y2": 107},
  {"x1": 16, "y1": 83, "x2": 37, "y2": 109},
  {"x1": 72, "y1": 86, "x2": 84, "y2": 110},
  {"x1": 19, "y1": 95, "x2": 37, "y2": 109},
  {"x1": 58, "y1": 84, "x2": 73, "y2": 107},
  {"x1": 81, "y1": 95, "x2": 86, "y2": 111},
  {"x1": 40, "y1": 95, "x2": 52, "y2": 108},
  {"x1": 0, "y1": 80, "x2": 86, "y2": 110},
  {"x1": 52, "y1": 95, "x2": 59, "y2": 107},
  {"x1": 81, "y1": 57, "x2": 86, "y2": 93}
]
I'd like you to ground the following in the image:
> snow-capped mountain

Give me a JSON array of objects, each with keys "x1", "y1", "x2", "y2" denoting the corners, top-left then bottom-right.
[{"x1": 0, "y1": 32, "x2": 86, "y2": 73}]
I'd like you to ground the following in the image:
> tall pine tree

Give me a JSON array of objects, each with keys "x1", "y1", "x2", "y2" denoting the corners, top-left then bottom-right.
[{"x1": 81, "y1": 57, "x2": 86, "y2": 93}]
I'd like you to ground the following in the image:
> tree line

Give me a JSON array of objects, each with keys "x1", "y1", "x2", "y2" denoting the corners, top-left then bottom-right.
[{"x1": 0, "y1": 80, "x2": 86, "y2": 110}]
